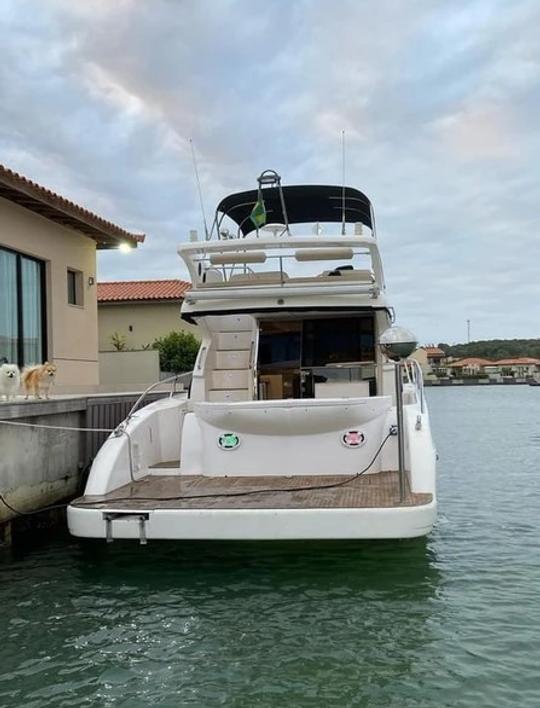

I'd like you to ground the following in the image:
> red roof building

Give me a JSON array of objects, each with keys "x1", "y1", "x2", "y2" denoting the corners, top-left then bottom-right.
[
  {"x1": 0, "y1": 163, "x2": 145, "y2": 248},
  {"x1": 97, "y1": 280, "x2": 195, "y2": 352},
  {"x1": 0, "y1": 162, "x2": 146, "y2": 387}
]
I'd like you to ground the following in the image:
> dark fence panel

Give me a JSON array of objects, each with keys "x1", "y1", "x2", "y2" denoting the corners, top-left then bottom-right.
[{"x1": 84, "y1": 392, "x2": 168, "y2": 462}]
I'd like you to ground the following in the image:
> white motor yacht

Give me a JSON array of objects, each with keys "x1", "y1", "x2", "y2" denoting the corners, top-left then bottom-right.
[{"x1": 68, "y1": 171, "x2": 437, "y2": 542}]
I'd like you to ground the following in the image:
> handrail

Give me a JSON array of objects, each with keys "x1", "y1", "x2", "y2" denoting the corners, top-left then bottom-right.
[
  {"x1": 404, "y1": 359, "x2": 424, "y2": 413},
  {"x1": 115, "y1": 371, "x2": 192, "y2": 433}
]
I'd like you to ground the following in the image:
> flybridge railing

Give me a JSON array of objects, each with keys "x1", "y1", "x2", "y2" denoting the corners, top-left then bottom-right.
[{"x1": 178, "y1": 237, "x2": 385, "y2": 294}]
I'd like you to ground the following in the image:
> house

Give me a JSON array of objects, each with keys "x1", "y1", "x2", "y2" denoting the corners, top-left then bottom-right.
[
  {"x1": 446, "y1": 356, "x2": 540, "y2": 379},
  {"x1": 0, "y1": 164, "x2": 144, "y2": 391},
  {"x1": 97, "y1": 279, "x2": 195, "y2": 352},
  {"x1": 488, "y1": 358, "x2": 540, "y2": 378},
  {"x1": 445, "y1": 357, "x2": 493, "y2": 376},
  {"x1": 411, "y1": 345, "x2": 447, "y2": 375},
  {"x1": 423, "y1": 345, "x2": 446, "y2": 369}
]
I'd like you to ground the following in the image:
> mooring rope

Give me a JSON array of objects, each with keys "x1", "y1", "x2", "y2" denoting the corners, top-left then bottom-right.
[
  {"x1": 0, "y1": 418, "x2": 138, "y2": 517},
  {"x1": 0, "y1": 419, "x2": 114, "y2": 433}
]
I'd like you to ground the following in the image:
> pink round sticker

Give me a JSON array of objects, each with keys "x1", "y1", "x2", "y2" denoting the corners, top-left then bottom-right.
[{"x1": 341, "y1": 430, "x2": 366, "y2": 448}]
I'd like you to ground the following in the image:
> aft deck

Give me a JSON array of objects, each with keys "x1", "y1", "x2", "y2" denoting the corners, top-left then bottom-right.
[{"x1": 72, "y1": 471, "x2": 432, "y2": 511}]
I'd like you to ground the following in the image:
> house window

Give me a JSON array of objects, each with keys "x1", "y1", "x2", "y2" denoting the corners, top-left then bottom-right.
[
  {"x1": 67, "y1": 268, "x2": 83, "y2": 306},
  {"x1": 0, "y1": 246, "x2": 46, "y2": 366}
]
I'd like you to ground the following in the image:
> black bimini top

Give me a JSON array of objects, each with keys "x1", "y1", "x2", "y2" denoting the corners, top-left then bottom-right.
[{"x1": 216, "y1": 184, "x2": 373, "y2": 235}]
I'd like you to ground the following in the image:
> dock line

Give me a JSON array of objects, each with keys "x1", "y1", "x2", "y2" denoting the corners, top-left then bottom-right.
[{"x1": 0, "y1": 419, "x2": 114, "y2": 433}]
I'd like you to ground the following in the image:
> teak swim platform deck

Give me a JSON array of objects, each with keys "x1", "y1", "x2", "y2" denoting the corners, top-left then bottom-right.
[{"x1": 73, "y1": 471, "x2": 432, "y2": 511}]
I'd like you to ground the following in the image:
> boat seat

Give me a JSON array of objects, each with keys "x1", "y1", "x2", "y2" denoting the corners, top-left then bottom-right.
[
  {"x1": 229, "y1": 271, "x2": 289, "y2": 284},
  {"x1": 288, "y1": 274, "x2": 374, "y2": 285},
  {"x1": 320, "y1": 269, "x2": 375, "y2": 282},
  {"x1": 202, "y1": 268, "x2": 224, "y2": 284}
]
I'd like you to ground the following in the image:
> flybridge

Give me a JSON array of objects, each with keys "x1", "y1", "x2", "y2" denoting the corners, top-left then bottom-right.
[{"x1": 178, "y1": 171, "x2": 385, "y2": 310}]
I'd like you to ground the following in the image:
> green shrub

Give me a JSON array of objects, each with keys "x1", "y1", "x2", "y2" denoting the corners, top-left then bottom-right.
[
  {"x1": 111, "y1": 331, "x2": 127, "y2": 351},
  {"x1": 152, "y1": 330, "x2": 200, "y2": 372}
]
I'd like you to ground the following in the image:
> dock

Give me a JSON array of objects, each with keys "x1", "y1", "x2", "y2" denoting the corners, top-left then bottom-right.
[{"x1": 0, "y1": 392, "x2": 173, "y2": 540}]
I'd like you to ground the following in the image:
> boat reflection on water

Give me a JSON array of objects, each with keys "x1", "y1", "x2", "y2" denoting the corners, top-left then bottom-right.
[
  {"x1": 79, "y1": 537, "x2": 440, "y2": 599},
  {"x1": 74, "y1": 538, "x2": 442, "y2": 705}
]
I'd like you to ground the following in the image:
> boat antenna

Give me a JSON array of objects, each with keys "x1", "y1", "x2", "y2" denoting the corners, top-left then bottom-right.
[
  {"x1": 341, "y1": 129, "x2": 346, "y2": 235},
  {"x1": 189, "y1": 138, "x2": 210, "y2": 240}
]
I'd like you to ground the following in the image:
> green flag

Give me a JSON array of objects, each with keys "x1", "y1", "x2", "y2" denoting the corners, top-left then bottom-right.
[{"x1": 250, "y1": 198, "x2": 266, "y2": 228}]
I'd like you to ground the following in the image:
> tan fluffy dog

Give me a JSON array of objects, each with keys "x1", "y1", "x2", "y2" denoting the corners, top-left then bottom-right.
[{"x1": 22, "y1": 362, "x2": 57, "y2": 399}]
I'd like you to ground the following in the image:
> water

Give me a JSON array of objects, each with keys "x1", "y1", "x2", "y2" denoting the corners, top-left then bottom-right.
[{"x1": 1, "y1": 386, "x2": 539, "y2": 707}]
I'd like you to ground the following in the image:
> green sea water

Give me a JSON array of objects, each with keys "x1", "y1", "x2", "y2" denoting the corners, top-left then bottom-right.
[{"x1": 1, "y1": 386, "x2": 539, "y2": 707}]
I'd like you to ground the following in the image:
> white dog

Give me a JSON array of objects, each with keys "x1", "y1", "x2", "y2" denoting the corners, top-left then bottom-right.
[{"x1": 0, "y1": 363, "x2": 21, "y2": 401}]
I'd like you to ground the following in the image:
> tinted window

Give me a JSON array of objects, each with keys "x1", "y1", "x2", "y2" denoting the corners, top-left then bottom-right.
[
  {"x1": 258, "y1": 320, "x2": 301, "y2": 369},
  {"x1": 302, "y1": 317, "x2": 374, "y2": 366}
]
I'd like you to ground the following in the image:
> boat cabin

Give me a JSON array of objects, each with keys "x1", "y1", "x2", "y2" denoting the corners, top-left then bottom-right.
[{"x1": 178, "y1": 176, "x2": 392, "y2": 405}]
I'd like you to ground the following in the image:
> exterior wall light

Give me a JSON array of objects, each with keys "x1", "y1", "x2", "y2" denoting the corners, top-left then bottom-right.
[{"x1": 119, "y1": 242, "x2": 133, "y2": 253}]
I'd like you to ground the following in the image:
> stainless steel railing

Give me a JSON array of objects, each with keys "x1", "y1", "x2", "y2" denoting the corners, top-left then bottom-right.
[
  {"x1": 403, "y1": 359, "x2": 424, "y2": 413},
  {"x1": 117, "y1": 371, "x2": 193, "y2": 432}
]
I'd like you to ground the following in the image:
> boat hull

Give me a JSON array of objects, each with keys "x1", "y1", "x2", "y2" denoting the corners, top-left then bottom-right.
[{"x1": 68, "y1": 500, "x2": 437, "y2": 541}]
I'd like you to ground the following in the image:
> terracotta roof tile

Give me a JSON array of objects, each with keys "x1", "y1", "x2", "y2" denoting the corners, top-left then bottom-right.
[
  {"x1": 98, "y1": 279, "x2": 191, "y2": 303},
  {"x1": 493, "y1": 357, "x2": 540, "y2": 365},
  {"x1": 446, "y1": 357, "x2": 493, "y2": 367},
  {"x1": 422, "y1": 346, "x2": 445, "y2": 357},
  {"x1": 0, "y1": 163, "x2": 145, "y2": 248}
]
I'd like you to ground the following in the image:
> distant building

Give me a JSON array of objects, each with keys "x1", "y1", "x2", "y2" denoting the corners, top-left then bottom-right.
[
  {"x1": 97, "y1": 279, "x2": 195, "y2": 352},
  {"x1": 445, "y1": 356, "x2": 540, "y2": 378},
  {"x1": 411, "y1": 345, "x2": 446, "y2": 375},
  {"x1": 0, "y1": 163, "x2": 144, "y2": 391},
  {"x1": 423, "y1": 346, "x2": 446, "y2": 369},
  {"x1": 487, "y1": 358, "x2": 540, "y2": 378},
  {"x1": 445, "y1": 357, "x2": 492, "y2": 376}
]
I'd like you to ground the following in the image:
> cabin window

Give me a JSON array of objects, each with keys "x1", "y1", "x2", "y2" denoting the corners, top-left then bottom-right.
[
  {"x1": 257, "y1": 315, "x2": 376, "y2": 400},
  {"x1": 0, "y1": 246, "x2": 46, "y2": 367},
  {"x1": 258, "y1": 320, "x2": 302, "y2": 369},
  {"x1": 302, "y1": 317, "x2": 374, "y2": 366}
]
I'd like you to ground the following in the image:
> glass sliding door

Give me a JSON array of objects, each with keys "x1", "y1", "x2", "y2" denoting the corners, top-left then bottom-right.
[
  {"x1": 0, "y1": 246, "x2": 46, "y2": 367},
  {"x1": 0, "y1": 249, "x2": 18, "y2": 363},
  {"x1": 256, "y1": 315, "x2": 376, "y2": 400},
  {"x1": 21, "y1": 257, "x2": 44, "y2": 365}
]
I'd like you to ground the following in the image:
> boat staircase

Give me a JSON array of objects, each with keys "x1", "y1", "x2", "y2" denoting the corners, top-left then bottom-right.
[{"x1": 205, "y1": 315, "x2": 256, "y2": 402}]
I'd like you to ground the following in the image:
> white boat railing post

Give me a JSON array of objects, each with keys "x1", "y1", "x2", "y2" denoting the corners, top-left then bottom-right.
[
  {"x1": 379, "y1": 325, "x2": 418, "y2": 505},
  {"x1": 394, "y1": 361, "x2": 406, "y2": 502}
]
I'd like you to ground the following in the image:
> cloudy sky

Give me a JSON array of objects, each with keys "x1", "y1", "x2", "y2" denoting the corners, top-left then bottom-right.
[{"x1": 1, "y1": 0, "x2": 539, "y2": 343}]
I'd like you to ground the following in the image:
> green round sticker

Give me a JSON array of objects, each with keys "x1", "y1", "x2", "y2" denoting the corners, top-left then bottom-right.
[{"x1": 218, "y1": 433, "x2": 240, "y2": 450}]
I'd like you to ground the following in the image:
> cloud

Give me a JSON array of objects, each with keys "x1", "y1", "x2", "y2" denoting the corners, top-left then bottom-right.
[{"x1": 0, "y1": 0, "x2": 539, "y2": 342}]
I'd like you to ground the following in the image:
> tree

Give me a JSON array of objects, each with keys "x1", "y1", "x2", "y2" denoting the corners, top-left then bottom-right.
[
  {"x1": 152, "y1": 330, "x2": 200, "y2": 372},
  {"x1": 436, "y1": 339, "x2": 540, "y2": 360}
]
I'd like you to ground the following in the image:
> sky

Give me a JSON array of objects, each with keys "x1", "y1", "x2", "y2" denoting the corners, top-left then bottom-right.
[{"x1": 1, "y1": 0, "x2": 539, "y2": 344}]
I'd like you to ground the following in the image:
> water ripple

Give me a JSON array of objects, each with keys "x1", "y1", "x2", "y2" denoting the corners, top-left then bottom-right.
[{"x1": 1, "y1": 387, "x2": 540, "y2": 706}]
